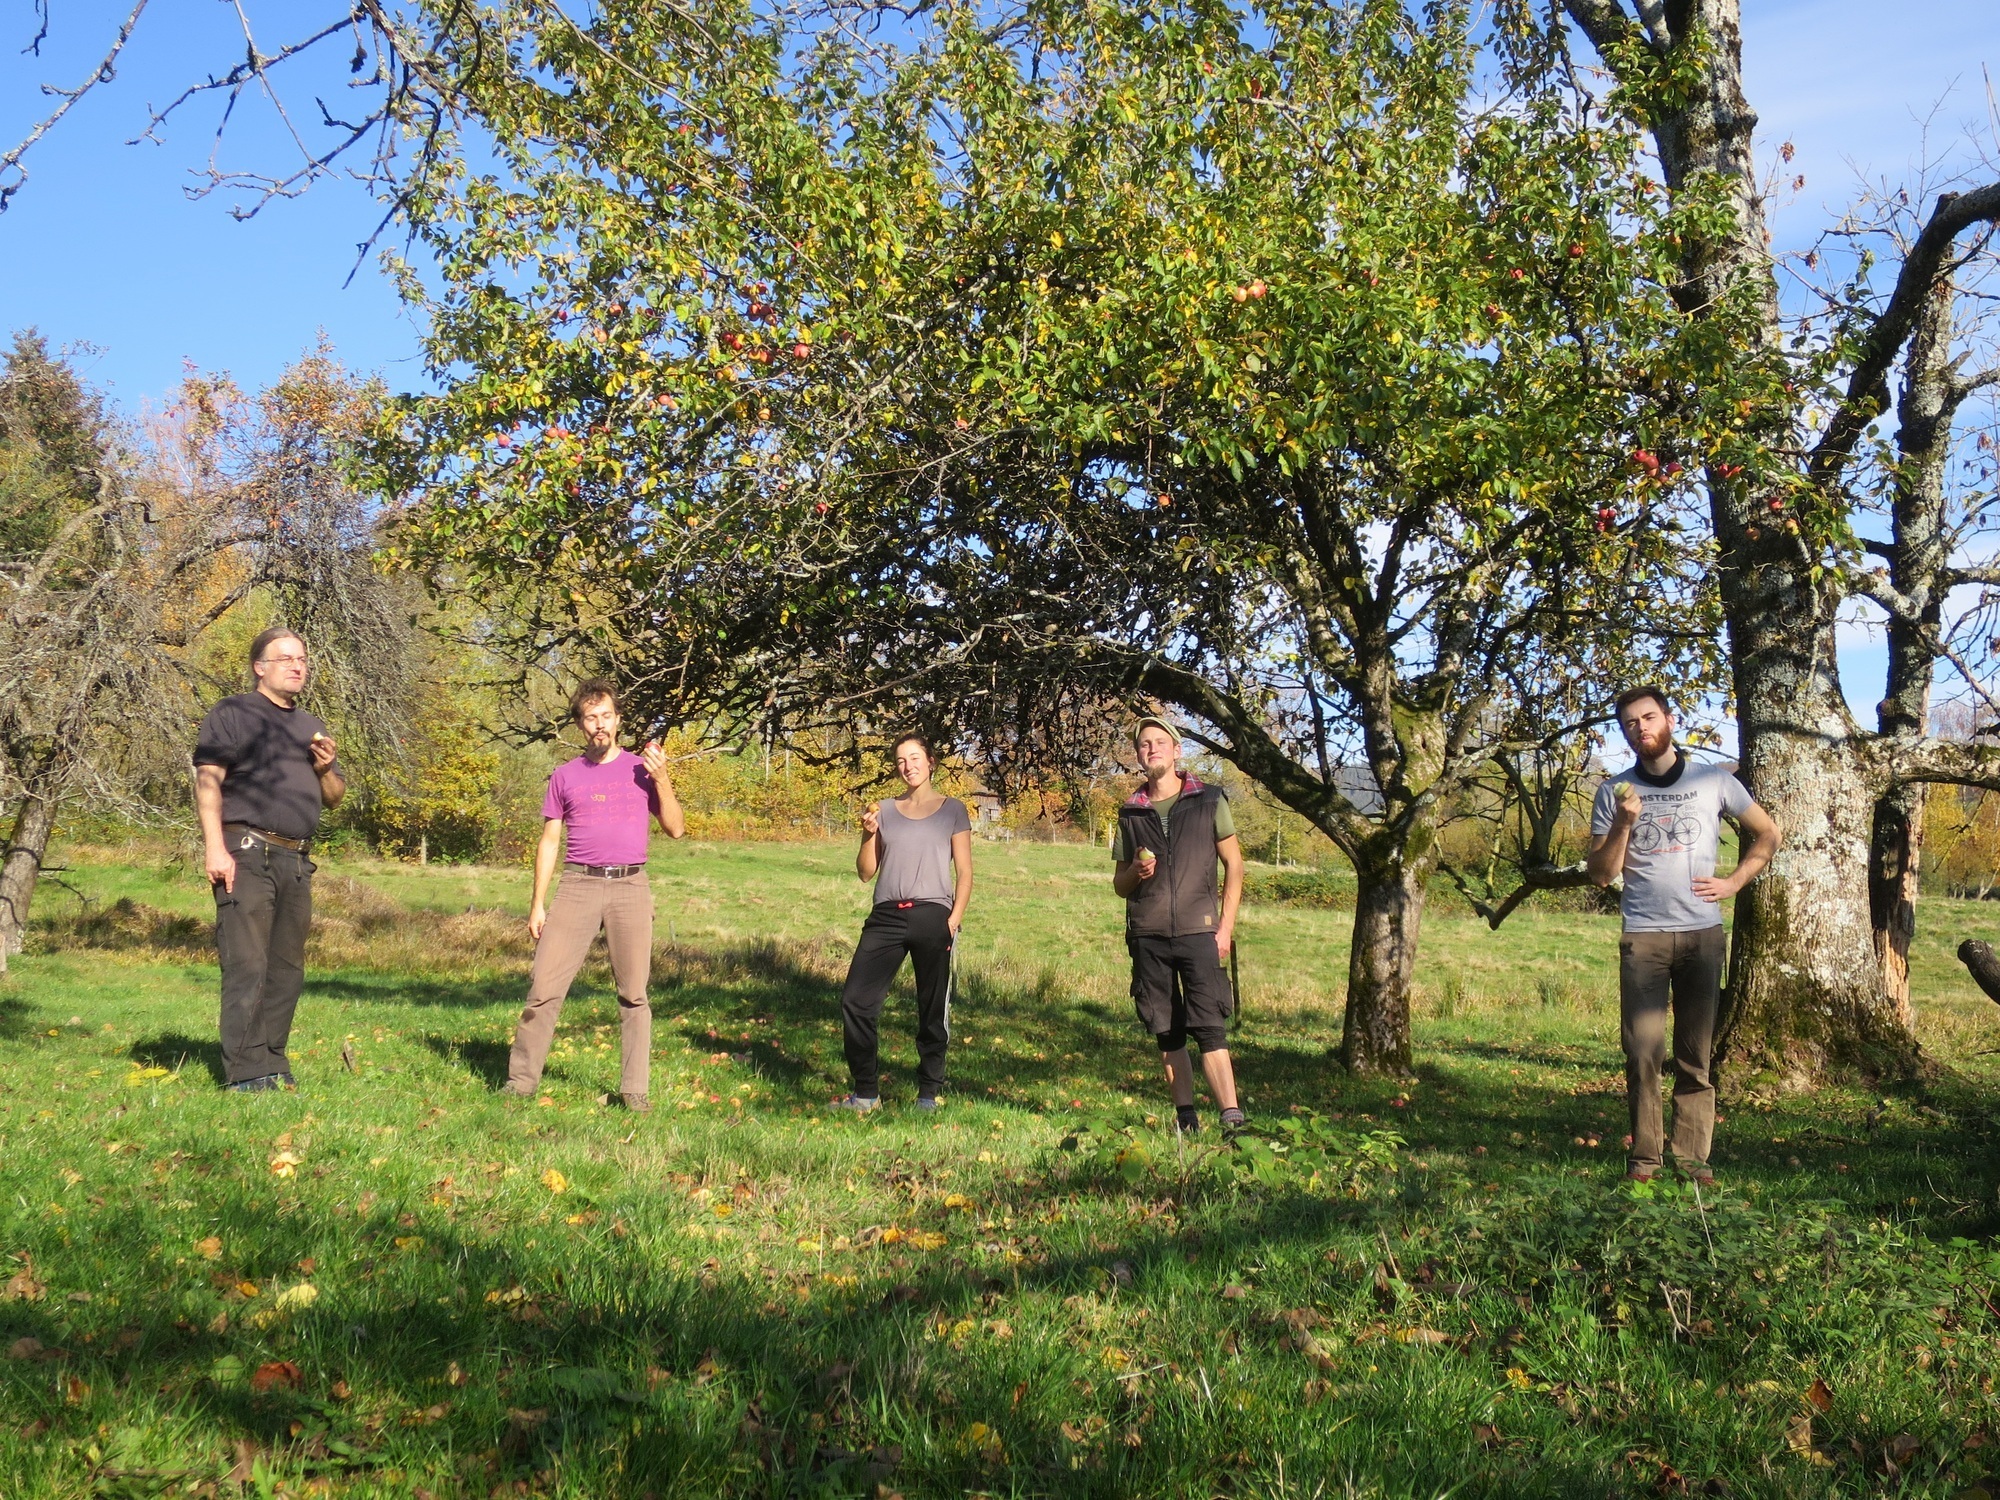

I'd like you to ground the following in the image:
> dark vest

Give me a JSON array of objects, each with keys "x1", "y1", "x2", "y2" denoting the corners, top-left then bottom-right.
[{"x1": 1119, "y1": 778, "x2": 1226, "y2": 938}]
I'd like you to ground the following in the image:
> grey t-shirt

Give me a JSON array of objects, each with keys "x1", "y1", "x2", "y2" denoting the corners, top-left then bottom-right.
[
  {"x1": 873, "y1": 796, "x2": 972, "y2": 908},
  {"x1": 192, "y1": 692, "x2": 341, "y2": 841},
  {"x1": 1590, "y1": 755, "x2": 1754, "y2": 932}
]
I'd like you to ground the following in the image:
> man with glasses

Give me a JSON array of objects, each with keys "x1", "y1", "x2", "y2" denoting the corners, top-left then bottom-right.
[{"x1": 193, "y1": 626, "x2": 346, "y2": 1092}]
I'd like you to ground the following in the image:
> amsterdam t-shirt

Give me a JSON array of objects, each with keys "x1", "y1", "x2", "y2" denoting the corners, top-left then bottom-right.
[
  {"x1": 1590, "y1": 753, "x2": 1754, "y2": 932},
  {"x1": 872, "y1": 797, "x2": 972, "y2": 908},
  {"x1": 542, "y1": 750, "x2": 662, "y2": 867},
  {"x1": 192, "y1": 692, "x2": 339, "y2": 841}
]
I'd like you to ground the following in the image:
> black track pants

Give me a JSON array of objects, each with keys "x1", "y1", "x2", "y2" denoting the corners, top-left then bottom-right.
[{"x1": 840, "y1": 900, "x2": 953, "y2": 1098}]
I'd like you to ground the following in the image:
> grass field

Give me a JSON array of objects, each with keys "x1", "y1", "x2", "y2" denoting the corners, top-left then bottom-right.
[{"x1": 3, "y1": 836, "x2": 2000, "y2": 1498}]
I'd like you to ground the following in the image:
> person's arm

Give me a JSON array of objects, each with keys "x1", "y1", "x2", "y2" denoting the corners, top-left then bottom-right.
[
  {"x1": 640, "y1": 745, "x2": 686, "y2": 838},
  {"x1": 1586, "y1": 783, "x2": 1643, "y2": 886},
  {"x1": 309, "y1": 733, "x2": 346, "y2": 810},
  {"x1": 856, "y1": 803, "x2": 882, "y2": 881},
  {"x1": 947, "y1": 827, "x2": 973, "y2": 934},
  {"x1": 194, "y1": 764, "x2": 235, "y2": 893},
  {"x1": 1215, "y1": 834, "x2": 1244, "y2": 958},
  {"x1": 527, "y1": 819, "x2": 565, "y2": 941},
  {"x1": 1694, "y1": 801, "x2": 1782, "y2": 903}
]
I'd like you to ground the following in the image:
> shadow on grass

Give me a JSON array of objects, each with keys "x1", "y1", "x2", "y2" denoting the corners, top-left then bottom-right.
[
  {"x1": 303, "y1": 973, "x2": 520, "y2": 1010},
  {"x1": 131, "y1": 1031, "x2": 226, "y2": 1085},
  {"x1": 420, "y1": 1034, "x2": 512, "y2": 1089},
  {"x1": 0, "y1": 1183, "x2": 1661, "y2": 1500},
  {"x1": 0, "y1": 996, "x2": 38, "y2": 1040}
]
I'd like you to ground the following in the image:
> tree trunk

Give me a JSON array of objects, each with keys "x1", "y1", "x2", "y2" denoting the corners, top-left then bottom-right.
[
  {"x1": 1869, "y1": 272, "x2": 1955, "y2": 1020},
  {"x1": 1340, "y1": 858, "x2": 1427, "y2": 1075},
  {"x1": 1869, "y1": 784, "x2": 1923, "y2": 1024},
  {"x1": 1718, "y1": 687, "x2": 1915, "y2": 1083},
  {"x1": 0, "y1": 771, "x2": 58, "y2": 956}
]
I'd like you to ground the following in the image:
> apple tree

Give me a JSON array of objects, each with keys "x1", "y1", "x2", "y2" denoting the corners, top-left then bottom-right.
[{"x1": 376, "y1": 0, "x2": 1762, "y2": 1071}]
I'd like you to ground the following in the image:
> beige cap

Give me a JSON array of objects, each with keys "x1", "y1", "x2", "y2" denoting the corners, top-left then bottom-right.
[{"x1": 1130, "y1": 714, "x2": 1180, "y2": 750}]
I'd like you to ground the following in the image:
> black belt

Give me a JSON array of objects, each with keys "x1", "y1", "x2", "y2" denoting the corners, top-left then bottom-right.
[
  {"x1": 225, "y1": 823, "x2": 309, "y2": 853},
  {"x1": 565, "y1": 861, "x2": 647, "y2": 879}
]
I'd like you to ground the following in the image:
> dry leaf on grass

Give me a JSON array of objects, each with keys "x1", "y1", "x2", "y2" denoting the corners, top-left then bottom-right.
[
  {"x1": 1805, "y1": 1378, "x2": 1834, "y2": 1413},
  {"x1": 194, "y1": 1236, "x2": 223, "y2": 1260},
  {"x1": 249, "y1": 1360, "x2": 303, "y2": 1394}
]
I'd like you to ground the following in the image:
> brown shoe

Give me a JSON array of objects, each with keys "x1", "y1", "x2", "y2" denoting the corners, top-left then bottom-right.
[
  {"x1": 621, "y1": 1092, "x2": 653, "y2": 1114},
  {"x1": 1684, "y1": 1162, "x2": 1715, "y2": 1187},
  {"x1": 1623, "y1": 1166, "x2": 1658, "y2": 1183}
]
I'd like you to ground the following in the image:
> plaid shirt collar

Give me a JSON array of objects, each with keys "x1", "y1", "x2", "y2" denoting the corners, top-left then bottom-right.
[{"x1": 1125, "y1": 773, "x2": 1204, "y2": 808}]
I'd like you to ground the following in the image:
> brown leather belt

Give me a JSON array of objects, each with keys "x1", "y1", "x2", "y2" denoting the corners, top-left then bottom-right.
[
  {"x1": 565, "y1": 861, "x2": 646, "y2": 879},
  {"x1": 225, "y1": 823, "x2": 309, "y2": 853}
]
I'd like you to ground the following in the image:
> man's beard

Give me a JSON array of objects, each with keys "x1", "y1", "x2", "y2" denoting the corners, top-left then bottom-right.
[{"x1": 1637, "y1": 727, "x2": 1672, "y2": 759}]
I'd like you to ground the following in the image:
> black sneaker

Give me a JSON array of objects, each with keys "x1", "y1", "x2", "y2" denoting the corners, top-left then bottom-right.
[
  {"x1": 1174, "y1": 1105, "x2": 1201, "y2": 1135},
  {"x1": 915, "y1": 1096, "x2": 941, "y2": 1111},
  {"x1": 227, "y1": 1074, "x2": 280, "y2": 1093}
]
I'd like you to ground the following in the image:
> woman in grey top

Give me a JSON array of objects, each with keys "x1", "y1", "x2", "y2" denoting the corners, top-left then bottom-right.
[{"x1": 832, "y1": 734, "x2": 974, "y2": 1112}]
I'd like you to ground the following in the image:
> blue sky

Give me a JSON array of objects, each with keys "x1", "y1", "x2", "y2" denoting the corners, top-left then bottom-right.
[{"x1": 2, "y1": 0, "x2": 1996, "y2": 729}]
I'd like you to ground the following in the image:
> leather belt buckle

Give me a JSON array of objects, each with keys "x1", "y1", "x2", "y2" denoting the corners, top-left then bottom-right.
[{"x1": 240, "y1": 833, "x2": 256, "y2": 852}]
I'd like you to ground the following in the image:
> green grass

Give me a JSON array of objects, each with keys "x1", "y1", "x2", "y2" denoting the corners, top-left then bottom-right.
[{"x1": 3, "y1": 837, "x2": 1999, "y2": 1498}]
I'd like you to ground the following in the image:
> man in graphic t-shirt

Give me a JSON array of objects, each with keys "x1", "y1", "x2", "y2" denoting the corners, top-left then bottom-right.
[
  {"x1": 193, "y1": 626, "x2": 346, "y2": 1093},
  {"x1": 1587, "y1": 686, "x2": 1781, "y2": 1184},
  {"x1": 505, "y1": 679, "x2": 685, "y2": 1112}
]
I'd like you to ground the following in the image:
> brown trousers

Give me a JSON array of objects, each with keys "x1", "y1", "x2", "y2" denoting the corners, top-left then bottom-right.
[
  {"x1": 507, "y1": 870, "x2": 652, "y2": 1096},
  {"x1": 1619, "y1": 926, "x2": 1726, "y2": 1171}
]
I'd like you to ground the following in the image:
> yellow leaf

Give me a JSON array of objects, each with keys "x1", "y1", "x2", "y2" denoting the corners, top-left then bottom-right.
[
  {"x1": 273, "y1": 1283, "x2": 319, "y2": 1314},
  {"x1": 194, "y1": 1236, "x2": 223, "y2": 1260},
  {"x1": 877, "y1": 1226, "x2": 905, "y2": 1245},
  {"x1": 541, "y1": 1169, "x2": 568, "y2": 1194},
  {"x1": 908, "y1": 1231, "x2": 947, "y2": 1250}
]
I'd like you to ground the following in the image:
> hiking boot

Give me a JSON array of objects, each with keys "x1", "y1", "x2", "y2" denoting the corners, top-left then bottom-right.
[
  {"x1": 621, "y1": 1092, "x2": 653, "y2": 1114},
  {"x1": 1174, "y1": 1105, "x2": 1201, "y2": 1136},
  {"x1": 226, "y1": 1074, "x2": 281, "y2": 1093},
  {"x1": 832, "y1": 1094, "x2": 881, "y2": 1113},
  {"x1": 914, "y1": 1096, "x2": 941, "y2": 1111}
]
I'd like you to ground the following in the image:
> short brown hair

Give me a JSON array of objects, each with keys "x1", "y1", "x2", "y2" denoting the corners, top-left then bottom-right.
[
  {"x1": 1614, "y1": 685, "x2": 1672, "y2": 719},
  {"x1": 569, "y1": 678, "x2": 620, "y2": 723},
  {"x1": 248, "y1": 625, "x2": 304, "y2": 672}
]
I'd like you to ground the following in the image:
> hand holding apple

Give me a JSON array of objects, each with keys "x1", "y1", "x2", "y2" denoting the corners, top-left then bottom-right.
[
  {"x1": 308, "y1": 732, "x2": 338, "y2": 772},
  {"x1": 860, "y1": 803, "x2": 881, "y2": 838}
]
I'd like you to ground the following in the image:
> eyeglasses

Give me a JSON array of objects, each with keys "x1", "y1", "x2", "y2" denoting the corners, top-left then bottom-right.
[{"x1": 258, "y1": 654, "x2": 309, "y2": 667}]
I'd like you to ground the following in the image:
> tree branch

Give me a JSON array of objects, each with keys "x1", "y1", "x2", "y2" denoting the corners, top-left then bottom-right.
[
  {"x1": 0, "y1": 0, "x2": 149, "y2": 215},
  {"x1": 1810, "y1": 182, "x2": 2000, "y2": 487}
]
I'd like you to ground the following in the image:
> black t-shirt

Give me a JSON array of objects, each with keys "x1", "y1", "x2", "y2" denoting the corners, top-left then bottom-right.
[{"x1": 192, "y1": 692, "x2": 340, "y2": 840}]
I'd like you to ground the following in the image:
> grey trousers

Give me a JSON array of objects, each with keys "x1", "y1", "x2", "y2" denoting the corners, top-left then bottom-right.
[
  {"x1": 507, "y1": 871, "x2": 653, "y2": 1096},
  {"x1": 1619, "y1": 926, "x2": 1726, "y2": 1171},
  {"x1": 214, "y1": 839, "x2": 314, "y2": 1085}
]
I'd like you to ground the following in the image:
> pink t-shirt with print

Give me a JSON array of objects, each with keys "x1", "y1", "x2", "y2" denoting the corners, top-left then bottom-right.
[{"x1": 542, "y1": 751, "x2": 661, "y2": 867}]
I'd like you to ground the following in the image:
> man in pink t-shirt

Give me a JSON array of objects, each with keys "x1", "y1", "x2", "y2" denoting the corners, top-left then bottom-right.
[{"x1": 505, "y1": 679, "x2": 686, "y2": 1111}]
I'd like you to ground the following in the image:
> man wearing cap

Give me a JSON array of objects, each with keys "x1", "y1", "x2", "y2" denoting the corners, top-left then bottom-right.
[
  {"x1": 505, "y1": 678, "x2": 685, "y2": 1112},
  {"x1": 1587, "y1": 686, "x2": 1780, "y2": 1185},
  {"x1": 193, "y1": 626, "x2": 346, "y2": 1093},
  {"x1": 1111, "y1": 714, "x2": 1247, "y2": 1135}
]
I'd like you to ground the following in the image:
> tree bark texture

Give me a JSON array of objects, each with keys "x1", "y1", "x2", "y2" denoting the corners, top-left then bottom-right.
[
  {"x1": 1340, "y1": 855, "x2": 1429, "y2": 1076},
  {"x1": 0, "y1": 759, "x2": 57, "y2": 956}
]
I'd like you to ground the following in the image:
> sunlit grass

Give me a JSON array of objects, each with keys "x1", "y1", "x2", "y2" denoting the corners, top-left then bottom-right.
[{"x1": 2, "y1": 839, "x2": 1997, "y2": 1497}]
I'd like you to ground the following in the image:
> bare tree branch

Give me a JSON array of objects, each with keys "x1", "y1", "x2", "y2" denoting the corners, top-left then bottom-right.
[{"x1": 0, "y1": 0, "x2": 150, "y2": 215}]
